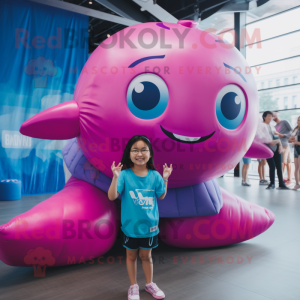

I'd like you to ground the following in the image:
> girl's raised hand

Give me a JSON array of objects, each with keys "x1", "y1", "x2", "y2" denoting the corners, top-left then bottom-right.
[
  {"x1": 163, "y1": 163, "x2": 173, "y2": 180},
  {"x1": 111, "y1": 161, "x2": 123, "y2": 178}
]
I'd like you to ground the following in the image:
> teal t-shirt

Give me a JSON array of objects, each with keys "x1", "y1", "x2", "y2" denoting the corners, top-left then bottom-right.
[{"x1": 117, "y1": 168, "x2": 166, "y2": 238}]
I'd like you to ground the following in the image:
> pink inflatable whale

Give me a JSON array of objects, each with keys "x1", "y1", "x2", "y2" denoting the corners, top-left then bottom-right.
[{"x1": 0, "y1": 20, "x2": 274, "y2": 267}]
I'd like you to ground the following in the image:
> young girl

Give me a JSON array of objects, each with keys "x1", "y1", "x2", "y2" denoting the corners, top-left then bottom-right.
[
  {"x1": 289, "y1": 116, "x2": 300, "y2": 190},
  {"x1": 108, "y1": 135, "x2": 172, "y2": 300}
]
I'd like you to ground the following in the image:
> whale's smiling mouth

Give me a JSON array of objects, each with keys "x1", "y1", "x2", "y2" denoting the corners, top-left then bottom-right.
[{"x1": 160, "y1": 125, "x2": 215, "y2": 144}]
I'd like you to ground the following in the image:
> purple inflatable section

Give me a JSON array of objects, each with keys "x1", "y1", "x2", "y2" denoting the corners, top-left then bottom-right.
[{"x1": 62, "y1": 138, "x2": 223, "y2": 218}]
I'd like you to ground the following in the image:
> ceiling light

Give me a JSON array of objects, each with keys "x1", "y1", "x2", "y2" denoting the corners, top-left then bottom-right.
[{"x1": 107, "y1": 34, "x2": 110, "y2": 37}]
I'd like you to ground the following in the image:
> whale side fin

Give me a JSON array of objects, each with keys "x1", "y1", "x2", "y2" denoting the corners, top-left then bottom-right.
[
  {"x1": 20, "y1": 100, "x2": 80, "y2": 140},
  {"x1": 244, "y1": 139, "x2": 273, "y2": 159}
]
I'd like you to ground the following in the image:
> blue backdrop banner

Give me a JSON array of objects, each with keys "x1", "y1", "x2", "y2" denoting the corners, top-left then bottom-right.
[{"x1": 0, "y1": 0, "x2": 89, "y2": 195}]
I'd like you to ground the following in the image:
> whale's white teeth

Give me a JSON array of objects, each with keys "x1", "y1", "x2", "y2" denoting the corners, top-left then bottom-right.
[{"x1": 173, "y1": 134, "x2": 201, "y2": 142}]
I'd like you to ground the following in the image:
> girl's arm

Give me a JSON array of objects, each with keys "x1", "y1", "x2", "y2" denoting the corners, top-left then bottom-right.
[
  {"x1": 158, "y1": 164, "x2": 172, "y2": 199},
  {"x1": 108, "y1": 176, "x2": 120, "y2": 201},
  {"x1": 158, "y1": 180, "x2": 168, "y2": 200},
  {"x1": 289, "y1": 130, "x2": 297, "y2": 143}
]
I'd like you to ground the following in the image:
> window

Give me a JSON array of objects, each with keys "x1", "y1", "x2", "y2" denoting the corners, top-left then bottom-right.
[
  {"x1": 284, "y1": 97, "x2": 288, "y2": 109},
  {"x1": 246, "y1": 31, "x2": 300, "y2": 66},
  {"x1": 293, "y1": 76, "x2": 297, "y2": 84},
  {"x1": 293, "y1": 96, "x2": 298, "y2": 108},
  {"x1": 246, "y1": 7, "x2": 300, "y2": 40},
  {"x1": 261, "y1": 82, "x2": 265, "y2": 89},
  {"x1": 247, "y1": 6, "x2": 300, "y2": 181}
]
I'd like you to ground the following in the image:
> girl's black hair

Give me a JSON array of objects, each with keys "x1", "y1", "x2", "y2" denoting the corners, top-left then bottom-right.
[
  {"x1": 262, "y1": 111, "x2": 273, "y2": 122},
  {"x1": 120, "y1": 135, "x2": 157, "y2": 171}
]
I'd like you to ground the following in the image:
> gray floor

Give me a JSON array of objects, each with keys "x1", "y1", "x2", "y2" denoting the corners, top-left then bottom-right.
[{"x1": 0, "y1": 176, "x2": 299, "y2": 300}]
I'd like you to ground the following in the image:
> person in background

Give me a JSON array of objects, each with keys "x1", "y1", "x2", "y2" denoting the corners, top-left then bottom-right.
[
  {"x1": 262, "y1": 111, "x2": 289, "y2": 189},
  {"x1": 242, "y1": 157, "x2": 251, "y2": 186},
  {"x1": 289, "y1": 116, "x2": 300, "y2": 190},
  {"x1": 257, "y1": 159, "x2": 268, "y2": 185},
  {"x1": 273, "y1": 111, "x2": 293, "y2": 184},
  {"x1": 256, "y1": 113, "x2": 283, "y2": 154}
]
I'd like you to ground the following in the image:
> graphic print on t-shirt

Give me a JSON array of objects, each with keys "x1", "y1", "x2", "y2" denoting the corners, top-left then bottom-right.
[
  {"x1": 129, "y1": 189, "x2": 154, "y2": 208},
  {"x1": 117, "y1": 168, "x2": 165, "y2": 237}
]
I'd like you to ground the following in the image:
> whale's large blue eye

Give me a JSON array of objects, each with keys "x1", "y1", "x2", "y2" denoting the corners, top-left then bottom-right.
[
  {"x1": 216, "y1": 84, "x2": 246, "y2": 130},
  {"x1": 127, "y1": 74, "x2": 169, "y2": 119}
]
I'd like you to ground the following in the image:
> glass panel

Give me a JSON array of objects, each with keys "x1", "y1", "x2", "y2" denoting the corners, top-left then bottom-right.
[
  {"x1": 293, "y1": 95, "x2": 298, "y2": 108},
  {"x1": 246, "y1": 31, "x2": 300, "y2": 66},
  {"x1": 284, "y1": 97, "x2": 288, "y2": 109},
  {"x1": 246, "y1": 1, "x2": 300, "y2": 23},
  {"x1": 250, "y1": 56, "x2": 300, "y2": 77},
  {"x1": 228, "y1": 4, "x2": 300, "y2": 179},
  {"x1": 293, "y1": 76, "x2": 298, "y2": 84},
  {"x1": 246, "y1": 7, "x2": 300, "y2": 41},
  {"x1": 258, "y1": 86, "x2": 300, "y2": 112}
]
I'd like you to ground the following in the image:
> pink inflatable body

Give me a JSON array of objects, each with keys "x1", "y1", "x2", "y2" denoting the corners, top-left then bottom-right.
[
  {"x1": 0, "y1": 20, "x2": 274, "y2": 267},
  {"x1": 159, "y1": 188, "x2": 275, "y2": 248}
]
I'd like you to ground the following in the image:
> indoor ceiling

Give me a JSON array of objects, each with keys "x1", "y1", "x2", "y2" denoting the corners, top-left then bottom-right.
[{"x1": 56, "y1": 0, "x2": 300, "y2": 53}]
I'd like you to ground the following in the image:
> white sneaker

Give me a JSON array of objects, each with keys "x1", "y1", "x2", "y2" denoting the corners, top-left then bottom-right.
[
  {"x1": 145, "y1": 282, "x2": 165, "y2": 299},
  {"x1": 128, "y1": 284, "x2": 140, "y2": 300},
  {"x1": 242, "y1": 181, "x2": 251, "y2": 186},
  {"x1": 259, "y1": 180, "x2": 269, "y2": 185},
  {"x1": 292, "y1": 184, "x2": 300, "y2": 190}
]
